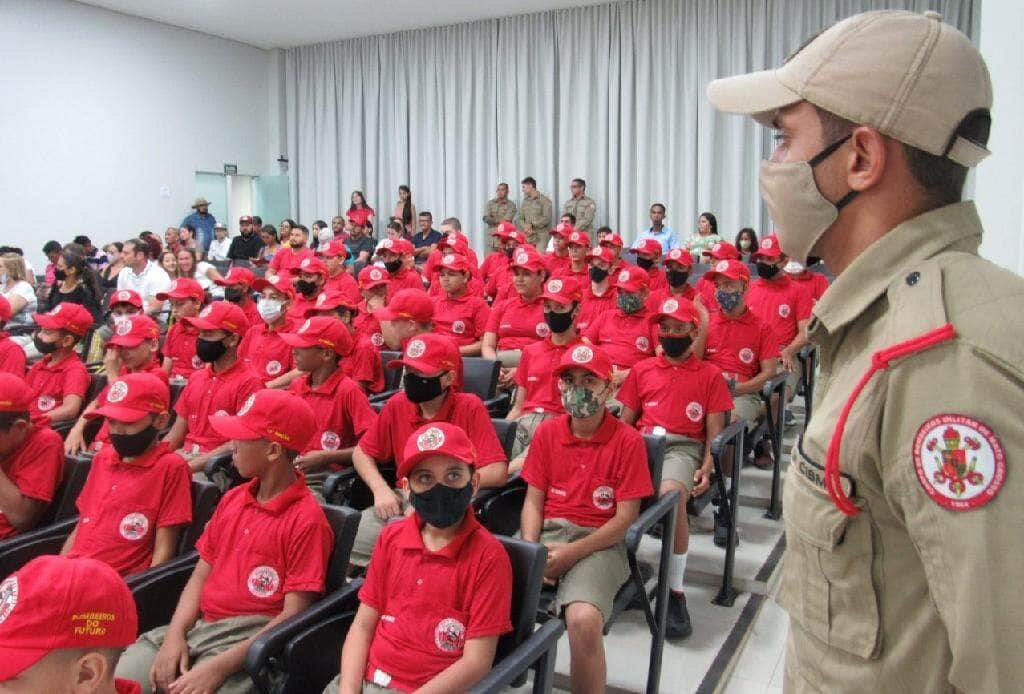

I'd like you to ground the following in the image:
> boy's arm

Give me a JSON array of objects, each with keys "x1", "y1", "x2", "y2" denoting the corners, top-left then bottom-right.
[
  {"x1": 150, "y1": 525, "x2": 183, "y2": 567},
  {"x1": 416, "y1": 635, "x2": 500, "y2": 694},
  {"x1": 734, "y1": 358, "x2": 775, "y2": 396},
  {"x1": 339, "y1": 603, "x2": 379, "y2": 694},
  {"x1": 64, "y1": 396, "x2": 100, "y2": 455},
  {"x1": 353, "y1": 446, "x2": 402, "y2": 521},
  {"x1": 163, "y1": 416, "x2": 188, "y2": 452},
  {"x1": 59, "y1": 526, "x2": 78, "y2": 555},
  {"x1": 520, "y1": 485, "x2": 546, "y2": 543},
  {"x1": 0, "y1": 469, "x2": 48, "y2": 533},
  {"x1": 46, "y1": 393, "x2": 83, "y2": 424}
]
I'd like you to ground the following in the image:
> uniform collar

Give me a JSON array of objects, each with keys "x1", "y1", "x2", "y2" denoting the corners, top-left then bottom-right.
[
  {"x1": 556, "y1": 410, "x2": 618, "y2": 445},
  {"x1": 114, "y1": 441, "x2": 171, "y2": 469},
  {"x1": 242, "y1": 472, "x2": 310, "y2": 514},
  {"x1": 444, "y1": 291, "x2": 470, "y2": 304},
  {"x1": 410, "y1": 389, "x2": 457, "y2": 424},
  {"x1": 206, "y1": 355, "x2": 247, "y2": 378},
  {"x1": 394, "y1": 510, "x2": 481, "y2": 558},
  {"x1": 714, "y1": 307, "x2": 755, "y2": 324},
  {"x1": 657, "y1": 353, "x2": 700, "y2": 370},
  {"x1": 752, "y1": 274, "x2": 791, "y2": 290},
  {"x1": 295, "y1": 367, "x2": 346, "y2": 395},
  {"x1": 812, "y1": 201, "x2": 982, "y2": 337}
]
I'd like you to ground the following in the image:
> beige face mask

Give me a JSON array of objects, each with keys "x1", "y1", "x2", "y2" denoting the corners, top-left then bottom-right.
[{"x1": 758, "y1": 135, "x2": 857, "y2": 265}]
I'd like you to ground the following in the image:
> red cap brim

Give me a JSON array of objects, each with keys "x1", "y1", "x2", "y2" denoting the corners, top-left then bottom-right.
[
  {"x1": 32, "y1": 313, "x2": 84, "y2": 334},
  {"x1": 181, "y1": 316, "x2": 222, "y2": 331},
  {"x1": 106, "y1": 334, "x2": 146, "y2": 348},
  {"x1": 386, "y1": 356, "x2": 446, "y2": 376},
  {"x1": 552, "y1": 362, "x2": 611, "y2": 381},
  {"x1": 86, "y1": 404, "x2": 153, "y2": 423},
  {"x1": 208, "y1": 414, "x2": 263, "y2": 441},
  {"x1": 278, "y1": 333, "x2": 319, "y2": 349}
]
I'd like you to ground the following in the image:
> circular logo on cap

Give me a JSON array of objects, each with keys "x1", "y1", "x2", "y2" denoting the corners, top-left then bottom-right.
[
  {"x1": 301, "y1": 258, "x2": 311, "y2": 268},
  {"x1": 213, "y1": 409, "x2": 229, "y2": 418},
  {"x1": 761, "y1": 239, "x2": 772, "y2": 249},
  {"x1": 739, "y1": 348, "x2": 755, "y2": 364},
  {"x1": 535, "y1": 322, "x2": 550, "y2": 338},
  {"x1": 0, "y1": 577, "x2": 18, "y2": 625},
  {"x1": 668, "y1": 249, "x2": 682, "y2": 260},
  {"x1": 515, "y1": 251, "x2": 529, "y2": 265},
  {"x1": 712, "y1": 243, "x2": 722, "y2": 253},
  {"x1": 443, "y1": 255, "x2": 456, "y2": 265},
  {"x1": 571, "y1": 345, "x2": 594, "y2": 363},
  {"x1": 447, "y1": 234, "x2": 458, "y2": 245},
  {"x1": 266, "y1": 274, "x2": 279, "y2": 284},
  {"x1": 913, "y1": 414, "x2": 1006, "y2": 511},
  {"x1": 247, "y1": 565, "x2": 280, "y2": 598},
  {"x1": 115, "y1": 319, "x2": 133, "y2": 336},
  {"x1": 662, "y1": 299, "x2": 679, "y2": 314},
  {"x1": 237, "y1": 393, "x2": 257, "y2": 416},
  {"x1": 686, "y1": 402, "x2": 704, "y2": 422},
  {"x1": 592, "y1": 485, "x2": 615, "y2": 511},
  {"x1": 452, "y1": 320, "x2": 466, "y2": 335},
  {"x1": 200, "y1": 305, "x2": 214, "y2": 318},
  {"x1": 37, "y1": 395, "x2": 56, "y2": 412},
  {"x1": 316, "y1": 293, "x2": 327, "y2": 307},
  {"x1": 191, "y1": 355, "x2": 203, "y2": 369},
  {"x1": 715, "y1": 260, "x2": 729, "y2": 273},
  {"x1": 381, "y1": 239, "x2": 394, "y2": 249},
  {"x1": 407, "y1": 339, "x2": 426, "y2": 358},
  {"x1": 569, "y1": 232, "x2": 581, "y2": 243},
  {"x1": 636, "y1": 336, "x2": 650, "y2": 352},
  {"x1": 265, "y1": 360, "x2": 282, "y2": 376},
  {"x1": 50, "y1": 304, "x2": 62, "y2": 315},
  {"x1": 298, "y1": 319, "x2": 312, "y2": 334},
  {"x1": 119, "y1": 512, "x2": 149, "y2": 541},
  {"x1": 778, "y1": 304, "x2": 791, "y2": 318},
  {"x1": 369, "y1": 268, "x2": 383, "y2": 281},
  {"x1": 321, "y1": 431, "x2": 341, "y2": 451},
  {"x1": 618, "y1": 269, "x2": 630, "y2": 283},
  {"x1": 547, "y1": 279, "x2": 563, "y2": 294},
  {"x1": 107, "y1": 380, "x2": 129, "y2": 403},
  {"x1": 417, "y1": 426, "x2": 446, "y2": 452},
  {"x1": 117, "y1": 290, "x2": 131, "y2": 301},
  {"x1": 434, "y1": 617, "x2": 466, "y2": 653},
  {"x1": 556, "y1": 223, "x2": 567, "y2": 233}
]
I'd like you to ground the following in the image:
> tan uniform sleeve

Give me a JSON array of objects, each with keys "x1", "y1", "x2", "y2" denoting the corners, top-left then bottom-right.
[
  {"x1": 538, "y1": 195, "x2": 552, "y2": 231},
  {"x1": 483, "y1": 200, "x2": 497, "y2": 225},
  {"x1": 504, "y1": 200, "x2": 517, "y2": 222},
  {"x1": 576, "y1": 197, "x2": 596, "y2": 232}
]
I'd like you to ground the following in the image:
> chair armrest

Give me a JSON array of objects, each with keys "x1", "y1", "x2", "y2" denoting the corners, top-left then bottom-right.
[
  {"x1": 0, "y1": 518, "x2": 78, "y2": 577},
  {"x1": 710, "y1": 418, "x2": 748, "y2": 459},
  {"x1": 484, "y1": 392, "x2": 511, "y2": 414},
  {"x1": 203, "y1": 451, "x2": 236, "y2": 481},
  {"x1": 368, "y1": 388, "x2": 398, "y2": 404},
  {"x1": 128, "y1": 551, "x2": 200, "y2": 633},
  {"x1": 468, "y1": 620, "x2": 566, "y2": 694},
  {"x1": 322, "y1": 469, "x2": 359, "y2": 506},
  {"x1": 760, "y1": 371, "x2": 789, "y2": 399},
  {"x1": 472, "y1": 472, "x2": 523, "y2": 508},
  {"x1": 625, "y1": 491, "x2": 679, "y2": 554},
  {"x1": 798, "y1": 344, "x2": 817, "y2": 360}
]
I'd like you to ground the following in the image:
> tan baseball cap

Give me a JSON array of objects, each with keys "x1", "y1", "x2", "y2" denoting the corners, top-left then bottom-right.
[{"x1": 706, "y1": 10, "x2": 992, "y2": 167}]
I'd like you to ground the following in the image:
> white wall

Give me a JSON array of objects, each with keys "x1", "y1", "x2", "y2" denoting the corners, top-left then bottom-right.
[{"x1": 0, "y1": 0, "x2": 272, "y2": 272}]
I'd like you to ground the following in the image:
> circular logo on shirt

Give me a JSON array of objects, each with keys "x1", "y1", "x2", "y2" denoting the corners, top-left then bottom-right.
[
  {"x1": 316, "y1": 293, "x2": 328, "y2": 307},
  {"x1": 321, "y1": 430, "x2": 341, "y2": 451},
  {"x1": 913, "y1": 414, "x2": 1006, "y2": 511},
  {"x1": 546, "y1": 279, "x2": 563, "y2": 294},
  {"x1": 119, "y1": 512, "x2": 149, "y2": 541},
  {"x1": 115, "y1": 319, "x2": 133, "y2": 336},
  {"x1": 661, "y1": 299, "x2": 679, "y2": 314},
  {"x1": 778, "y1": 304, "x2": 791, "y2": 318},
  {"x1": 451, "y1": 320, "x2": 466, "y2": 335},
  {"x1": 739, "y1": 348, "x2": 755, "y2": 364},
  {"x1": 535, "y1": 322, "x2": 550, "y2": 338},
  {"x1": 298, "y1": 319, "x2": 312, "y2": 334},
  {"x1": 715, "y1": 260, "x2": 729, "y2": 273},
  {"x1": 417, "y1": 426, "x2": 446, "y2": 452},
  {"x1": 617, "y1": 269, "x2": 631, "y2": 283},
  {"x1": 265, "y1": 360, "x2": 282, "y2": 376},
  {"x1": 369, "y1": 268, "x2": 384, "y2": 282},
  {"x1": 247, "y1": 565, "x2": 280, "y2": 598},
  {"x1": 237, "y1": 394, "x2": 257, "y2": 416},
  {"x1": 371, "y1": 332, "x2": 385, "y2": 347},
  {"x1": 686, "y1": 402, "x2": 704, "y2": 422},
  {"x1": 0, "y1": 577, "x2": 18, "y2": 625},
  {"x1": 107, "y1": 380, "x2": 129, "y2": 403},
  {"x1": 36, "y1": 395, "x2": 56, "y2": 412},
  {"x1": 199, "y1": 305, "x2": 214, "y2": 318},
  {"x1": 592, "y1": 485, "x2": 615, "y2": 511},
  {"x1": 571, "y1": 345, "x2": 594, "y2": 364},
  {"x1": 191, "y1": 355, "x2": 203, "y2": 369},
  {"x1": 635, "y1": 336, "x2": 650, "y2": 352},
  {"x1": 406, "y1": 339, "x2": 426, "y2": 359},
  {"x1": 434, "y1": 618, "x2": 466, "y2": 653}
]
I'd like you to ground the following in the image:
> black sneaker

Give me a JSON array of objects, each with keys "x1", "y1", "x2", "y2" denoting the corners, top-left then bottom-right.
[
  {"x1": 666, "y1": 592, "x2": 693, "y2": 640},
  {"x1": 784, "y1": 409, "x2": 797, "y2": 429},
  {"x1": 713, "y1": 511, "x2": 737, "y2": 548}
]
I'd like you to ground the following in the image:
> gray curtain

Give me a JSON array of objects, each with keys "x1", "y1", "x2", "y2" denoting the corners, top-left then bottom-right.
[{"x1": 284, "y1": 0, "x2": 977, "y2": 254}]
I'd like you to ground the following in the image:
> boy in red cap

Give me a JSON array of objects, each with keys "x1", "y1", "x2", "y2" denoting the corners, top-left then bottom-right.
[
  {"x1": 0, "y1": 555, "x2": 141, "y2": 693},
  {"x1": 598, "y1": 231, "x2": 625, "y2": 268},
  {"x1": 432, "y1": 255, "x2": 491, "y2": 356},
  {"x1": 319, "y1": 240, "x2": 362, "y2": 306},
  {"x1": 425, "y1": 245, "x2": 486, "y2": 300},
  {"x1": 619, "y1": 297, "x2": 734, "y2": 640},
  {"x1": 108, "y1": 289, "x2": 145, "y2": 326},
  {"x1": 117, "y1": 389, "x2": 333, "y2": 694},
  {"x1": 633, "y1": 238, "x2": 668, "y2": 292},
  {"x1": 0, "y1": 296, "x2": 26, "y2": 377},
  {"x1": 552, "y1": 229, "x2": 592, "y2": 284},
  {"x1": 164, "y1": 302, "x2": 263, "y2": 473},
  {"x1": 350, "y1": 333, "x2": 508, "y2": 566},
  {"x1": 304, "y1": 291, "x2": 384, "y2": 394},
  {"x1": 354, "y1": 266, "x2": 390, "y2": 351},
  {"x1": 281, "y1": 317, "x2": 377, "y2": 490},
  {"x1": 482, "y1": 245, "x2": 548, "y2": 373},
  {"x1": 62, "y1": 373, "x2": 192, "y2": 577},
  {"x1": 377, "y1": 238, "x2": 424, "y2": 296},
  {"x1": 520, "y1": 344, "x2": 652, "y2": 693},
  {"x1": 213, "y1": 267, "x2": 260, "y2": 327},
  {"x1": 329, "y1": 422, "x2": 513, "y2": 694},
  {"x1": 156, "y1": 278, "x2": 206, "y2": 381},
  {"x1": 649, "y1": 247, "x2": 698, "y2": 307},
  {"x1": 0, "y1": 373, "x2": 64, "y2": 538},
  {"x1": 695, "y1": 241, "x2": 741, "y2": 309},
  {"x1": 583, "y1": 265, "x2": 658, "y2": 379},
  {"x1": 239, "y1": 274, "x2": 299, "y2": 386},
  {"x1": 577, "y1": 246, "x2": 618, "y2": 333},
  {"x1": 376, "y1": 288, "x2": 435, "y2": 351},
  {"x1": 26, "y1": 303, "x2": 92, "y2": 425},
  {"x1": 482, "y1": 223, "x2": 525, "y2": 302},
  {"x1": 423, "y1": 228, "x2": 481, "y2": 284},
  {"x1": 289, "y1": 256, "x2": 329, "y2": 321},
  {"x1": 543, "y1": 220, "x2": 573, "y2": 273}
]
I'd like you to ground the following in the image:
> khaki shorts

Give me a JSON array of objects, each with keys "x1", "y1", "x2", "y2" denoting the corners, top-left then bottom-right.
[
  {"x1": 511, "y1": 411, "x2": 556, "y2": 460},
  {"x1": 540, "y1": 518, "x2": 628, "y2": 624},
  {"x1": 732, "y1": 393, "x2": 766, "y2": 431},
  {"x1": 322, "y1": 674, "x2": 403, "y2": 694},
  {"x1": 117, "y1": 615, "x2": 271, "y2": 694},
  {"x1": 350, "y1": 489, "x2": 407, "y2": 567},
  {"x1": 496, "y1": 349, "x2": 522, "y2": 367},
  {"x1": 662, "y1": 435, "x2": 704, "y2": 492}
]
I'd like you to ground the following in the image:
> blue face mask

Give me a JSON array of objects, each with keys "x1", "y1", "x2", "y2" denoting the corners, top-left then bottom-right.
[{"x1": 716, "y1": 289, "x2": 743, "y2": 312}]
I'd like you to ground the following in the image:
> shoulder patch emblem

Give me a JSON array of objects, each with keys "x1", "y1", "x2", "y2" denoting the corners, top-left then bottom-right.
[{"x1": 913, "y1": 414, "x2": 1006, "y2": 511}]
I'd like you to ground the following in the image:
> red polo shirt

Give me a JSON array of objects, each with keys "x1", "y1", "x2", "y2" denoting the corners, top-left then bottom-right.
[
  {"x1": 359, "y1": 391, "x2": 505, "y2": 469},
  {"x1": 342, "y1": 336, "x2": 385, "y2": 393},
  {"x1": 163, "y1": 321, "x2": 202, "y2": 379},
  {"x1": 704, "y1": 309, "x2": 779, "y2": 382},
  {"x1": 174, "y1": 358, "x2": 263, "y2": 453},
  {"x1": 360, "y1": 513, "x2": 512, "y2": 692},
  {"x1": 288, "y1": 295, "x2": 321, "y2": 323},
  {"x1": 582, "y1": 309, "x2": 658, "y2": 368},
  {"x1": 577, "y1": 284, "x2": 617, "y2": 333},
  {"x1": 195, "y1": 474, "x2": 333, "y2": 622},
  {"x1": 67, "y1": 442, "x2": 192, "y2": 577},
  {"x1": 479, "y1": 251, "x2": 507, "y2": 281},
  {"x1": 288, "y1": 369, "x2": 377, "y2": 460},
  {"x1": 647, "y1": 284, "x2": 696, "y2": 312},
  {"x1": 0, "y1": 333, "x2": 26, "y2": 376},
  {"x1": 695, "y1": 276, "x2": 716, "y2": 309},
  {"x1": 746, "y1": 276, "x2": 812, "y2": 350},
  {"x1": 617, "y1": 355, "x2": 734, "y2": 440},
  {"x1": 551, "y1": 263, "x2": 589, "y2": 285},
  {"x1": 0, "y1": 425, "x2": 63, "y2": 539},
  {"x1": 354, "y1": 308, "x2": 386, "y2": 351},
  {"x1": 543, "y1": 254, "x2": 570, "y2": 275},
  {"x1": 482, "y1": 256, "x2": 513, "y2": 302},
  {"x1": 25, "y1": 352, "x2": 90, "y2": 419},
  {"x1": 269, "y1": 246, "x2": 315, "y2": 275},
  {"x1": 485, "y1": 294, "x2": 546, "y2": 351},
  {"x1": 521, "y1": 413, "x2": 652, "y2": 528},
  {"x1": 240, "y1": 318, "x2": 297, "y2": 383},
  {"x1": 386, "y1": 267, "x2": 426, "y2": 298},
  {"x1": 324, "y1": 271, "x2": 362, "y2": 306},
  {"x1": 433, "y1": 294, "x2": 491, "y2": 347},
  {"x1": 789, "y1": 271, "x2": 830, "y2": 306},
  {"x1": 514, "y1": 337, "x2": 579, "y2": 414},
  {"x1": 238, "y1": 298, "x2": 261, "y2": 329},
  {"x1": 645, "y1": 266, "x2": 668, "y2": 292}
]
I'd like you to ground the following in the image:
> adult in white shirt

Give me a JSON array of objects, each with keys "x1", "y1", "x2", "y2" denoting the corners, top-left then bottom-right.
[
  {"x1": 116, "y1": 237, "x2": 172, "y2": 315},
  {"x1": 0, "y1": 253, "x2": 37, "y2": 325},
  {"x1": 206, "y1": 223, "x2": 231, "y2": 262}
]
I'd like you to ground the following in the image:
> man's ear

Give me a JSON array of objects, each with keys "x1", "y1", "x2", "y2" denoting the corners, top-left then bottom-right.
[
  {"x1": 153, "y1": 411, "x2": 171, "y2": 431},
  {"x1": 470, "y1": 469, "x2": 482, "y2": 495},
  {"x1": 846, "y1": 125, "x2": 888, "y2": 193}
]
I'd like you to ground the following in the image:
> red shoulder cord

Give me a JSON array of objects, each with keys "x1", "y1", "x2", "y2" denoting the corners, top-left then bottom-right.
[{"x1": 825, "y1": 323, "x2": 957, "y2": 516}]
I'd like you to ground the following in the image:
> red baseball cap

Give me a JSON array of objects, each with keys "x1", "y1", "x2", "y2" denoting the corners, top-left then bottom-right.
[
  {"x1": 510, "y1": 245, "x2": 546, "y2": 273},
  {"x1": 506, "y1": 229, "x2": 527, "y2": 245},
  {"x1": 290, "y1": 256, "x2": 328, "y2": 277},
  {"x1": 0, "y1": 555, "x2": 138, "y2": 681},
  {"x1": 649, "y1": 296, "x2": 700, "y2": 326},
  {"x1": 398, "y1": 422, "x2": 478, "y2": 481},
  {"x1": 307, "y1": 290, "x2": 357, "y2": 315},
  {"x1": 183, "y1": 301, "x2": 250, "y2": 336},
  {"x1": 438, "y1": 253, "x2": 472, "y2": 274},
  {"x1": 0, "y1": 295, "x2": 10, "y2": 323},
  {"x1": 587, "y1": 246, "x2": 617, "y2": 265},
  {"x1": 108, "y1": 289, "x2": 142, "y2": 309},
  {"x1": 86, "y1": 372, "x2": 170, "y2": 423},
  {"x1": 565, "y1": 230, "x2": 591, "y2": 247},
  {"x1": 0, "y1": 374, "x2": 32, "y2": 412},
  {"x1": 552, "y1": 343, "x2": 614, "y2": 381},
  {"x1": 208, "y1": 388, "x2": 317, "y2": 452},
  {"x1": 107, "y1": 314, "x2": 160, "y2": 347},
  {"x1": 613, "y1": 265, "x2": 651, "y2": 293},
  {"x1": 358, "y1": 265, "x2": 390, "y2": 290},
  {"x1": 541, "y1": 276, "x2": 582, "y2": 305},
  {"x1": 708, "y1": 241, "x2": 740, "y2": 260},
  {"x1": 753, "y1": 234, "x2": 784, "y2": 260},
  {"x1": 704, "y1": 259, "x2": 752, "y2": 283},
  {"x1": 664, "y1": 247, "x2": 694, "y2": 269},
  {"x1": 156, "y1": 277, "x2": 205, "y2": 303},
  {"x1": 437, "y1": 234, "x2": 470, "y2": 254},
  {"x1": 280, "y1": 316, "x2": 354, "y2": 357},
  {"x1": 253, "y1": 273, "x2": 296, "y2": 298},
  {"x1": 214, "y1": 267, "x2": 256, "y2": 288},
  {"x1": 318, "y1": 240, "x2": 349, "y2": 259},
  {"x1": 491, "y1": 221, "x2": 519, "y2": 238},
  {"x1": 599, "y1": 233, "x2": 624, "y2": 248},
  {"x1": 378, "y1": 238, "x2": 414, "y2": 256},
  {"x1": 33, "y1": 303, "x2": 93, "y2": 337},
  {"x1": 376, "y1": 289, "x2": 434, "y2": 323},
  {"x1": 387, "y1": 333, "x2": 460, "y2": 376},
  {"x1": 634, "y1": 238, "x2": 663, "y2": 257},
  {"x1": 551, "y1": 222, "x2": 575, "y2": 238}
]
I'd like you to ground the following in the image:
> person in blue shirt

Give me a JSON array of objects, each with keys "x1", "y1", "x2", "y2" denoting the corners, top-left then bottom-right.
[
  {"x1": 411, "y1": 211, "x2": 443, "y2": 264},
  {"x1": 181, "y1": 197, "x2": 217, "y2": 255},
  {"x1": 636, "y1": 203, "x2": 678, "y2": 252}
]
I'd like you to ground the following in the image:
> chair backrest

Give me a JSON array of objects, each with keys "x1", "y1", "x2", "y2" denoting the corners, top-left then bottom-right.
[
  {"x1": 169, "y1": 381, "x2": 187, "y2": 409},
  {"x1": 321, "y1": 504, "x2": 363, "y2": 590},
  {"x1": 690, "y1": 262, "x2": 713, "y2": 282},
  {"x1": 179, "y1": 480, "x2": 222, "y2": 554},
  {"x1": 40, "y1": 455, "x2": 92, "y2": 526},
  {"x1": 490, "y1": 418, "x2": 518, "y2": 460},
  {"x1": 381, "y1": 351, "x2": 403, "y2": 391},
  {"x1": 640, "y1": 434, "x2": 666, "y2": 513},
  {"x1": 84, "y1": 373, "x2": 107, "y2": 407},
  {"x1": 495, "y1": 536, "x2": 547, "y2": 661},
  {"x1": 462, "y1": 358, "x2": 500, "y2": 400}
]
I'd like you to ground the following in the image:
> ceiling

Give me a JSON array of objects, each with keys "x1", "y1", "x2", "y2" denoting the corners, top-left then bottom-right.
[{"x1": 75, "y1": 0, "x2": 616, "y2": 48}]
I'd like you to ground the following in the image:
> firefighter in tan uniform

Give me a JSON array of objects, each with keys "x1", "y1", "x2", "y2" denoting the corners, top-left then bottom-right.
[
  {"x1": 517, "y1": 176, "x2": 553, "y2": 250},
  {"x1": 562, "y1": 178, "x2": 597, "y2": 232},
  {"x1": 483, "y1": 183, "x2": 517, "y2": 234},
  {"x1": 709, "y1": 10, "x2": 1024, "y2": 693}
]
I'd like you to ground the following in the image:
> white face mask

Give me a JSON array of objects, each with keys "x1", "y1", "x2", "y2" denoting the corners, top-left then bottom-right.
[
  {"x1": 317, "y1": 228, "x2": 334, "y2": 243},
  {"x1": 257, "y1": 298, "x2": 283, "y2": 323},
  {"x1": 784, "y1": 260, "x2": 805, "y2": 275}
]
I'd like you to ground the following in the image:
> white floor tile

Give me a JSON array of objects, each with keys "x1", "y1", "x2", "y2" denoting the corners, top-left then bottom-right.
[{"x1": 722, "y1": 675, "x2": 767, "y2": 694}]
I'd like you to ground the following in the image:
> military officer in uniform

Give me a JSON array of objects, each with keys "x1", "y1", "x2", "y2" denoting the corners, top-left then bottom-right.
[
  {"x1": 709, "y1": 10, "x2": 1023, "y2": 693},
  {"x1": 483, "y1": 182, "x2": 517, "y2": 242},
  {"x1": 562, "y1": 178, "x2": 597, "y2": 233},
  {"x1": 517, "y1": 176, "x2": 553, "y2": 250}
]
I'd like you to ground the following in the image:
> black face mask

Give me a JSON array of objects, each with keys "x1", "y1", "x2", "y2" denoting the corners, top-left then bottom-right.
[
  {"x1": 666, "y1": 269, "x2": 689, "y2": 288},
  {"x1": 408, "y1": 482, "x2": 473, "y2": 528},
  {"x1": 295, "y1": 279, "x2": 318, "y2": 296},
  {"x1": 504, "y1": 247, "x2": 515, "y2": 259},
  {"x1": 384, "y1": 259, "x2": 403, "y2": 274},
  {"x1": 660, "y1": 335, "x2": 693, "y2": 358},
  {"x1": 756, "y1": 262, "x2": 780, "y2": 279},
  {"x1": 54, "y1": 269, "x2": 67, "y2": 282},
  {"x1": 110, "y1": 425, "x2": 159, "y2": 459},
  {"x1": 404, "y1": 371, "x2": 446, "y2": 403},
  {"x1": 635, "y1": 256, "x2": 655, "y2": 270},
  {"x1": 589, "y1": 266, "x2": 609, "y2": 283},
  {"x1": 33, "y1": 334, "x2": 59, "y2": 354},
  {"x1": 544, "y1": 309, "x2": 574, "y2": 334},
  {"x1": 196, "y1": 337, "x2": 228, "y2": 363},
  {"x1": 223, "y1": 287, "x2": 246, "y2": 303}
]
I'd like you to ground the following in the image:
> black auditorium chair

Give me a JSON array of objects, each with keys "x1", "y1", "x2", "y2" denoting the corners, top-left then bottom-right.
[
  {"x1": 798, "y1": 343, "x2": 818, "y2": 422},
  {"x1": 462, "y1": 357, "x2": 512, "y2": 416}
]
